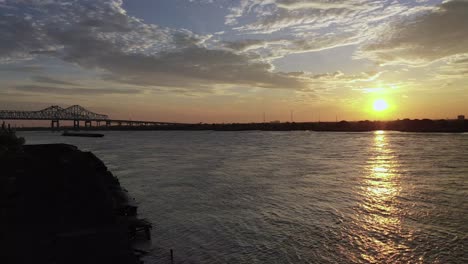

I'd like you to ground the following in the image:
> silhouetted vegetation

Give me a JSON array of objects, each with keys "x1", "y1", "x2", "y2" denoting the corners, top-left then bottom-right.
[
  {"x1": 0, "y1": 122, "x2": 25, "y2": 155},
  {"x1": 16, "y1": 118, "x2": 468, "y2": 132}
]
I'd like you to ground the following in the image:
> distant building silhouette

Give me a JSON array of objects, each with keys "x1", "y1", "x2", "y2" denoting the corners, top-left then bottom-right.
[{"x1": 457, "y1": 115, "x2": 465, "y2": 121}]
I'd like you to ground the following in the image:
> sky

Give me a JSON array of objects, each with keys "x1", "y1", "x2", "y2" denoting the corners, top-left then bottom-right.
[{"x1": 0, "y1": 0, "x2": 467, "y2": 123}]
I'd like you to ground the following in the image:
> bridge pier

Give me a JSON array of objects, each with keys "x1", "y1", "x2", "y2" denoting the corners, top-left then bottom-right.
[
  {"x1": 51, "y1": 120, "x2": 60, "y2": 129},
  {"x1": 0, "y1": 104, "x2": 185, "y2": 129}
]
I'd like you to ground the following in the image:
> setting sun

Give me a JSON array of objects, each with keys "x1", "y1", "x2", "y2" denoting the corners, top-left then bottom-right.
[{"x1": 373, "y1": 99, "x2": 389, "y2": 112}]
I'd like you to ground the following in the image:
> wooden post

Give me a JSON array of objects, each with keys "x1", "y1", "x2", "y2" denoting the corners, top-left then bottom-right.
[{"x1": 170, "y1": 249, "x2": 174, "y2": 264}]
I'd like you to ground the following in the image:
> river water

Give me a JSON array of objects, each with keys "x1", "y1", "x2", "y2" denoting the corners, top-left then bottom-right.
[{"x1": 19, "y1": 131, "x2": 468, "y2": 263}]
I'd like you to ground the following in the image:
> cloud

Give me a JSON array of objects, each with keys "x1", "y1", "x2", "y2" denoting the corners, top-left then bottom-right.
[
  {"x1": 454, "y1": 57, "x2": 468, "y2": 64},
  {"x1": 360, "y1": 0, "x2": 468, "y2": 65},
  {"x1": 222, "y1": 32, "x2": 359, "y2": 59},
  {"x1": 99, "y1": 47, "x2": 308, "y2": 89},
  {"x1": 432, "y1": 54, "x2": 468, "y2": 80},
  {"x1": 13, "y1": 85, "x2": 140, "y2": 95},
  {"x1": 0, "y1": 13, "x2": 50, "y2": 61},
  {"x1": 31, "y1": 76, "x2": 79, "y2": 86},
  {"x1": 4, "y1": 0, "x2": 446, "y2": 98},
  {"x1": 225, "y1": 0, "x2": 415, "y2": 34},
  {"x1": 279, "y1": 70, "x2": 385, "y2": 94},
  {"x1": 0, "y1": 64, "x2": 43, "y2": 72},
  {"x1": 309, "y1": 71, "x2": 381, "y2": 82},
  {"x1": 221, "y1": 0, "x2": 435, "y2": 65},
  {"x1": 223, "y1": 39, "x2": 272, "y2": 52},
  {"x1": 276, "y1": 0, "x2": 366, "y2": 10},
  {"x1": 0, "y1": 0, "x2": 310, "y2": 91}
]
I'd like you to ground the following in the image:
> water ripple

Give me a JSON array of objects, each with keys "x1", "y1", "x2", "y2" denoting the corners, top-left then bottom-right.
[{"x1": 20, "y1": 131, "x2": 468, "y2": 263}]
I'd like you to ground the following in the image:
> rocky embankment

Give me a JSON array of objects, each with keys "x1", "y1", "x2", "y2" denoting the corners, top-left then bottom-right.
[{"x1": 0, "y1": 142, "x2": 151, "y2": 264}]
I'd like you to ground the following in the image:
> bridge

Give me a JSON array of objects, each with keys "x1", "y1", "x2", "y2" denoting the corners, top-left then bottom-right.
[{"x1": 0, "y1": 105, "x2": 184, "y2": 128}]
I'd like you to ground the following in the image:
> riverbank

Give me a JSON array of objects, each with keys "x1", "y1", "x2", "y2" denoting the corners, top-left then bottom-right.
[
  {"x1": 0, "y1": 143, "x2": 151, "y2": 264},
  {"x1": 15, "y1": 118, "x2": 467, "y2": 132}
]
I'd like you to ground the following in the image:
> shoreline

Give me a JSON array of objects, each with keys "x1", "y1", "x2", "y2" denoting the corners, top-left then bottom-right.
[
  {"x1": 15, "y1": 128, "x2": 468, "y2": 133},
  {"x1": 10, "y1": 119, "x2": 467, "y2": 133},
  {"x1": 0, "y1": 143, "x2": 152, "y2": 264}
]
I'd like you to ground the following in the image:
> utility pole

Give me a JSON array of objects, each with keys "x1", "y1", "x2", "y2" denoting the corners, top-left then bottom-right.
[
  {"x1": 290, "y1": 110, "x2": 294, "y2": 122},
  {"x1": 263, "y1": 112, "x2": 266, "y2": 123}
]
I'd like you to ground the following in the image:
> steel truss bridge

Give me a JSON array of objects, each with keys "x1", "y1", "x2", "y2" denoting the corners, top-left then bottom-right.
[{"x1": 0, "y1": 105, "x2": 183, "y2": 128}]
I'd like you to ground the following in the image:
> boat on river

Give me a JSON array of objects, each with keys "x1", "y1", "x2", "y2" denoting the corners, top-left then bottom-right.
[{"x1": 62, "y1": 132, "x2": 104, "y2": 138}]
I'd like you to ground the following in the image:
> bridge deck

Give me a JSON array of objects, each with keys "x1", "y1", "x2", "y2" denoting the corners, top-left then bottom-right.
[{"x1": 0, "y1": 105, "x2": 187, "y2": 127}]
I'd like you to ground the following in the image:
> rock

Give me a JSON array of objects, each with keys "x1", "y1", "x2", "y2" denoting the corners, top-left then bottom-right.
[{"x1": 0, "y1": 144, "x2": 150, "y2": 264}]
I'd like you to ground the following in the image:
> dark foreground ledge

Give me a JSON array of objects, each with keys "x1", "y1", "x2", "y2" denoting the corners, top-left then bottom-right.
[{"x1": 0, "y1": 144, "x2": 150, "y2": 264}]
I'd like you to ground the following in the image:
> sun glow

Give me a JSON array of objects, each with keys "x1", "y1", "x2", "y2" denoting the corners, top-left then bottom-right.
[{"x1": 373, "y1": 99, "x2": 389, "y2": 112}]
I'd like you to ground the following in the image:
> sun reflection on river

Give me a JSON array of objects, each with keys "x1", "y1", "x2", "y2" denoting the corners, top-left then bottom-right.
[{"x1": 356, "y1": 130, "x2": 406, "y2": 263}]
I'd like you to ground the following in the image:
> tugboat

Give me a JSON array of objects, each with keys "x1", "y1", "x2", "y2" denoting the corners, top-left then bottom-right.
[{"x1": 62, "y1": 131, "x2": 104, "y2": 137}]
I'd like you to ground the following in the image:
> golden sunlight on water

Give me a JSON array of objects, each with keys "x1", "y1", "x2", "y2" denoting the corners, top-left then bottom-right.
[
  {"x1": 356, "y1": 130, "x2": 407, "y2": 263},
  {"x1": 19, "y1": 131, "x2": 468, "y2": 263}
]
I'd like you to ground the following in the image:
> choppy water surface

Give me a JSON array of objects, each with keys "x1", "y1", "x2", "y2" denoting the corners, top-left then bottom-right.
[{"x1": 20, "y1": 131, "x2": 468, "y2": 263}]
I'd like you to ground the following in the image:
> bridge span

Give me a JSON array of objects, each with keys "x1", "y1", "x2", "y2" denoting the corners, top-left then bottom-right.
[{"x1": 0, "y1": 105, "x2": 185, "y2": 128}]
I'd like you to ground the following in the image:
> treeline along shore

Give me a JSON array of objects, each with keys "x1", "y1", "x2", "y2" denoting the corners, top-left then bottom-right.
[
  {"x1": 1, "y1": 127, "x2": 152, "y2": 264},
  {"x1": 17, "y1": 118, "x2": 468, "y2": 132}
]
